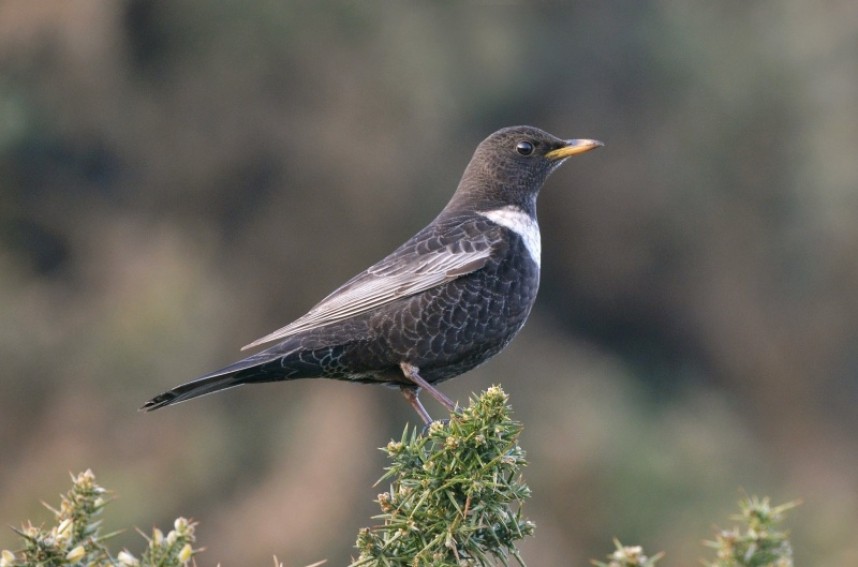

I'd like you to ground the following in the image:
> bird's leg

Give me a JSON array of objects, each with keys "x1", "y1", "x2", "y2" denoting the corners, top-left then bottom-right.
[
  {"x1": 399, "y1": 386, "x2": 433, "y2": 425},
  {"x1": 399, "y1": 362, "x2": 457, "y2": 415}
]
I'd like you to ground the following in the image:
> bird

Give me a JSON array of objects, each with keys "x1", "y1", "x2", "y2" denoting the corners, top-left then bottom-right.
[{"x1": 142, "y1": 126, "x2": 602, "y2": 423}]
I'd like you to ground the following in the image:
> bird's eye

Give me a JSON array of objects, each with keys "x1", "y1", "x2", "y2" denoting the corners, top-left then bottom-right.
[{"x1": 516, "y1": 141, "x2": 534, "y2": 156}]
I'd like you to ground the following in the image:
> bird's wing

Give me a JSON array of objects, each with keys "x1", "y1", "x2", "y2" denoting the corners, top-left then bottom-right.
[{"x1": 242, "y1": 220, "x2": 503, "y2": 350}]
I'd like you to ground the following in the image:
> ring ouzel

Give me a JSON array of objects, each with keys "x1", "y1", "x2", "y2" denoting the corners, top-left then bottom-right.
[{"x1": 142, "y1": 126, "x2": 602, "y2": 423}]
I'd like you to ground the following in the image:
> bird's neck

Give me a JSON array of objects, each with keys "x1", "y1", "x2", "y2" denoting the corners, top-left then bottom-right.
[{"x1": 442, "y1": 170, "x2": 539, "y2": 219}]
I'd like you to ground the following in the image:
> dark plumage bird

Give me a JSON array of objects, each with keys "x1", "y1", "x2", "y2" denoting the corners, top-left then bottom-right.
[{"x1": 142, "y1": 126, "x2": 602, "y2": 423}]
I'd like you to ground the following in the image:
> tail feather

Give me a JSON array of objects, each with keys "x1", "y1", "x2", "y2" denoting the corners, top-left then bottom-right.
[
  {"x1": 141, "y1": 350, "x2": 279, "y2": 411},
  {"x1": 141, "y1": 372, "x2": 244, "y2": 411}
]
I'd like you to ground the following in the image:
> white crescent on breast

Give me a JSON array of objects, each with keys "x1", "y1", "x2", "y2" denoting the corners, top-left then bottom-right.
[{"x1": 478, "y1": 206, "x2": 541, "y2": 268}]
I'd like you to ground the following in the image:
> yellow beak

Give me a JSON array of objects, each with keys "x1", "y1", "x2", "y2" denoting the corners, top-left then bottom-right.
[{"x1": 545, "y1": 138, "x2": 604, "y2": 161}]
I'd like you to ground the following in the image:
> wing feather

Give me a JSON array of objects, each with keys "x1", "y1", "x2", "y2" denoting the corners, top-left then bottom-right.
[{"x1": 242, "y1": 219, "x2": 502, "y2": 350}]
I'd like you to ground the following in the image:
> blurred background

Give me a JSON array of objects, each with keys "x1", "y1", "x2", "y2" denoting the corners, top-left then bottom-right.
[{"x1": 1, "y1": 1, "x2": 857, "y2": 565}]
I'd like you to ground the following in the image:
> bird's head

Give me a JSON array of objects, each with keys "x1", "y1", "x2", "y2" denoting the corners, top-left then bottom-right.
[{"x1": 450, "y1": 125, "x2": 603, "y2": 212}]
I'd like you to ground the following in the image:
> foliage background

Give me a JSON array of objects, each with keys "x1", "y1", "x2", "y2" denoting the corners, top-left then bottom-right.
[{"x1": 1, "y1": 2, "x2": 856, "y2": 565}]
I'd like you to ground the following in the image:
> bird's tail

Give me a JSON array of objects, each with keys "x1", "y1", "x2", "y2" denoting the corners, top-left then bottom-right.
[
  {"x1": 140, "y1": 372, "x2": 244, "y2": 411},
  {"x1": 140, "y1": 352, "x2": 277, "y2": 411}
]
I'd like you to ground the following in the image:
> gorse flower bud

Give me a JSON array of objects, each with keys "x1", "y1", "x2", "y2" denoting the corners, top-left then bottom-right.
[
  {"x1": 55, "y1": 518, "x2": 73, "y2": 542},
  {"x1": 593, "y1": 539, "x2": 663, "y2": 567},
  {"x1": 174, "y1": 517, "x2": 190, "y2": 535},
  {"x1": 117, "y1": 550, "x2": 140, "y2": 566},
  {"x1": 65, "y1": 545, "x2": 86, "y2": 562},
  {"x1": 178, "y1": 543, "x2": 193, "y2": 563}
]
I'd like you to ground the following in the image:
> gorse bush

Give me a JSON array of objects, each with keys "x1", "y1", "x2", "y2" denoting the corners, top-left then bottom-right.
[
  {"x1": 703, "y1": 496, "x2": 797, "y2": 567},
  {"x1": 0, "y1": 470, "x2": 199, "y2": 567},
  {"x1": 352, "y1": 385, "x2": 534, "y2": 566}
]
